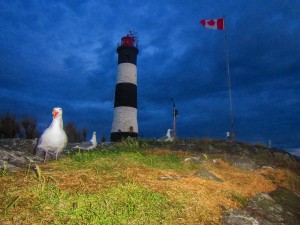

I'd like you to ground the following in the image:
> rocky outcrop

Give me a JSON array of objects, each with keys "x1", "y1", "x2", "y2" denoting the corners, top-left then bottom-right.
[
  {"x1": 172, "y1": 139, "x2": 300, "y2": 173},
  {"x1": 0, "y1": 138, "x2": 37, "y2": 154},
  {"x1": 223, "y1": 188, "x2": 300, "y2": 225},
  {"x1": 0, "y1": 138, "x2": 44, "y2": 172}
]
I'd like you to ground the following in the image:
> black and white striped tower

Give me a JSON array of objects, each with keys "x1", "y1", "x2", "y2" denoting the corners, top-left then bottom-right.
[{"x1": 111, "y1": 32, "x2": 139, "y2": 142}]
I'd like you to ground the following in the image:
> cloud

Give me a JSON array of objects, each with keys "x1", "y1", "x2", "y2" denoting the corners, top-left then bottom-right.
[{"x1": 0, "y1": 0, "x2": 299, "y2": 146}]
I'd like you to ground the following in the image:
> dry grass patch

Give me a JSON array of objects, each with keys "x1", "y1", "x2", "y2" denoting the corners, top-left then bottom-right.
[
  {"x1": 119, "y1": 157, "x2": 279, "y2": 224},
  {"x1": 259, "y1": 167, "x2": 300, "y2": 193},
  {"x1": 209, "y1": 159, "x2": 277, "y2": 195}
]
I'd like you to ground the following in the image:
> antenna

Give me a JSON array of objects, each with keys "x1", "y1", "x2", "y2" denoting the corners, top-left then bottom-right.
[
  {"x1": 129, "y1": 29, "x2": 138, "y2": 47},
  {"x1": 171, "y1": 97, "x2": 178, "y2": 139}
]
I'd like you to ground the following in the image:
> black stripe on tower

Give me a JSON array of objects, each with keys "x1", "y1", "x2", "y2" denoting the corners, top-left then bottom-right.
[
  {"x1": 114, "y1": 83, "x2": 137, "y2": 108},
  {"x1": 111, "y1": 132, "x2": 138, "y2": 141},
  {"x1": 117, "y1": 46, "x2": 139, "y2": 65}
]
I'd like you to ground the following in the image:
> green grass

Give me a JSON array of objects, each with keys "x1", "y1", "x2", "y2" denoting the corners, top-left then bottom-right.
[
  {"x1": 19, "y1": 181, "x2": 183, "y2": 225},
  {"x1": 231, "y1": 192, "x2": 250, "y2": 207},
  {"x1": 67, "y1": 138, "x2": 198, "y2": 172},
  {"x1": 69, "y1": 148, "x2": 199, "y2": 173},
  {"x1": 64, "y1": 183, "x2": 182, "y2": 224},
  {"x1": 134, "y1": 153, "x2": 182, "y2": 169},
  {"x1": 0, "y1": 162, "x2": 9, "y2": 177},
  {"x1": 132, "y1": 152, "x2": 200, "y2": 171}
]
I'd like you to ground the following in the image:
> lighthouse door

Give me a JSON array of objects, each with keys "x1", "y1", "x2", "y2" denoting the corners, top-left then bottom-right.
[{"x1": 129, "y1": 126, "x2": 133, "y2": 133}]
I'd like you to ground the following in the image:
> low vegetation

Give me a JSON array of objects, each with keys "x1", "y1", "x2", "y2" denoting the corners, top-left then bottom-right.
[{"x1": 0, "y1": 138, "x2": 299, "y2": 224}]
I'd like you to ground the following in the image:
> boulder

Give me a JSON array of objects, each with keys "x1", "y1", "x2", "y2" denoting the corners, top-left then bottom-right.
[
  {"x1": 195, "y1": 169, "x2": 223, "y2": 182},
  {"x1": 224, "y1": 188, "x2": 300, "y2": 225},
  {"x1": 223, "y1": 209, "x2": 261, "y2": 225}
]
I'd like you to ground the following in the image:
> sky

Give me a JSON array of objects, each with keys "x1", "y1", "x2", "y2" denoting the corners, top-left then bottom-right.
[{"x1": 0, "y1": 0, "x2": 300, "y2": 155}]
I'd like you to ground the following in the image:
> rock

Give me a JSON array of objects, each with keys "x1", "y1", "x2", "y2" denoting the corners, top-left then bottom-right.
[
  {"x1": 7, "y1": 155, "x2": 30, "y2": 169},
  {"x1": 0, "y1": 159, "x2": 19, "y2": 172},
  {"x1": 269, "y1": 188, "x2": 300, "y2": 224},
  {"x1": 224, "y1": 188, "x2": 300, "y2": 225},
  {"x1": 226, "y1": 156, "x2": 258, "y2": 171},
  {"x1": 0, "y1": 150, "x2": 10, "y2": 160},
  {"x1": 259, "y1": 163, "x2": 275, "y2": 169},
  {"x1": 0, "y1": 138, "x2": 37, "y2": 154},
  {"x1": 184, "y1": 156, "x2": 201, "y2": 162},
  {"x1": 195, "y1": 169, "x2": 223, "y2": 182},
  {"x1": 0, "y1": 138, "x2": 47, "y2": 172},
  {"x1": 247, "y1": 193, "x2": 284, "y2": 223},
  {"x1": 158, "y1": 175, "x2": 183, "y2": 181},
  {"x1": 223, "y1": 209, "x2": 260, "y2": 225}
]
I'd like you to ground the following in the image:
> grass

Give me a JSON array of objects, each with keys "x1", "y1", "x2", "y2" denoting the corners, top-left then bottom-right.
[
  {"x1": 231, "y1": 192, "x2": 250, "y2": 207},
  {"x1": 33, "y1": 182, "x2": 182, "y2": 225},
  {"x1": 0, "y1": 162, "x2": 9, "y2": 177},
  {"x1": 0, "y1": 138, "x2": 299, "y2": 224}
]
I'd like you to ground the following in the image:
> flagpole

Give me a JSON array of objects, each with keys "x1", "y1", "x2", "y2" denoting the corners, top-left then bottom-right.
[{"x1": 223, "y1": 18, "x2": 235, "y2": 141}]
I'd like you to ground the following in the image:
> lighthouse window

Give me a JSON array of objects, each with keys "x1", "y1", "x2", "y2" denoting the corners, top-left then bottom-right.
[{"x1": 126, "y1": 54, "x2": 130, "y2": 61}]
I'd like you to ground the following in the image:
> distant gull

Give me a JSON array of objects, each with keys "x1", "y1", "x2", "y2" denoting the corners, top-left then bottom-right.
[
  {"x1": 73, "y1": 131, "x2": 97, "y2": 151},
  {"x1": 36, "y1": 107, "x2": 68, "y2": 162},
  {"x1": 158, "y1": 129, "x2": 174, "y2": 142}
]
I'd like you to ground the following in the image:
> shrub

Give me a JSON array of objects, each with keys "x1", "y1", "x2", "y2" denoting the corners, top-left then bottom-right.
[
  {"x1": 21, "y1": 116, "x2": 40, "y2": 139},
  {"x1": 0, "y1": 112, "x2": 21, "y2": 138},
  {"x1": 65, "y1": 122, "x2": 82, "y2": 143}
]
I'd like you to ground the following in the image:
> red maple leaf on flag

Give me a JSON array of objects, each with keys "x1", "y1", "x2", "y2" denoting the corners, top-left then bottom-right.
[{"x1": 207, "y1": 20, "x2": 215, "y2": 26}]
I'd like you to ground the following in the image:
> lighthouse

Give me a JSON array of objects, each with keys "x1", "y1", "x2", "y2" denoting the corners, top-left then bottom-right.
[{"x1": 111, "y1": 32, "x2": 139, "y2": 142}]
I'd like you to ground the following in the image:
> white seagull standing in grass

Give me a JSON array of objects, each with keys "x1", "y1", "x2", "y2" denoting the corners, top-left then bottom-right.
[
  {"x1": 73, "y1": 131, "x2": 97, "y2": 151},
  {"x1": 36, "y1": 107, "x2": 68, "y2": 162},
  {"x1": 158, "y1": 129, "x2": 174, "y2": 142}
]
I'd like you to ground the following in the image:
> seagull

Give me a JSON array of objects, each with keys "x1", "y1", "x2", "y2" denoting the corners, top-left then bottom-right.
[
  {"x1": 36, "y1": 107, "x2": 68, "y2": 162},
  {"x1": 73, "y1": 131, "x2": 97, "y2": 151},
  {"x1": 158, "y1": 129, "x2": 174, "y2": 142}
]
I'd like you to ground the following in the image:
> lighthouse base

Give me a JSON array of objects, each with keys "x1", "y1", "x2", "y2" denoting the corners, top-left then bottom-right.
[{"x1": 110, "y1": 132, "x2": 138, "y2": 142}]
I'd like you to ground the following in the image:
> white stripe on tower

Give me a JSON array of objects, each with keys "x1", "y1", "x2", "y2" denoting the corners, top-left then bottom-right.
[
  {"x1": 117, "y1": 63, "x2": 137, "y2": 85},
  {"x1": 111, "y1": 107, "x2": 138, "y2": 132}
]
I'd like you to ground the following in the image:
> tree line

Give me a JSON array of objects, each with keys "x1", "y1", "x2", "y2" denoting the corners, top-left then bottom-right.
[{"x1": 0, "y1": 112, "x2": 87, "y2": 143}]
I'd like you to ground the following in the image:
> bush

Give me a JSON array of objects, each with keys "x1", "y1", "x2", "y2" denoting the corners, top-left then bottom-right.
[
  {"x1": 65, "y1": 122, "x2": 81, "y2": 143},
  {"x1": 21, "y1": 117, "x2": 39, "y2": 139},
  {"x1": 0, "y1": 112, "x2": 21, "y2": 138}
]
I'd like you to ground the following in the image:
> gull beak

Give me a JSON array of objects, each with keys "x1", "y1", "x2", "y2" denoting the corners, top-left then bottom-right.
[{"x1": 52, "y1": 110, "x2": 59, "y2": 118}]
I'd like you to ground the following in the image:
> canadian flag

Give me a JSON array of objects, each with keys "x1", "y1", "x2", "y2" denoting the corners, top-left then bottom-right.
[{"x1": 200, "y1": 18, "x2": 224, "y2": 30}]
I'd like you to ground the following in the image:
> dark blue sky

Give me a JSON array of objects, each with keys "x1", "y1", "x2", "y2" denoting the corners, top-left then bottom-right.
[{"x1": 1, "y1": 1, "x2": 299, "y2": 155}]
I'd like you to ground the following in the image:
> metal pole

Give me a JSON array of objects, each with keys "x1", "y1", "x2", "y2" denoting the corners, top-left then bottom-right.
[
  {"x1": 171, "y1": 97, "x2": 176, "y2": 139},
  {"x1": 223, "y1": 19, "x2": 235, "y2": 141}
]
